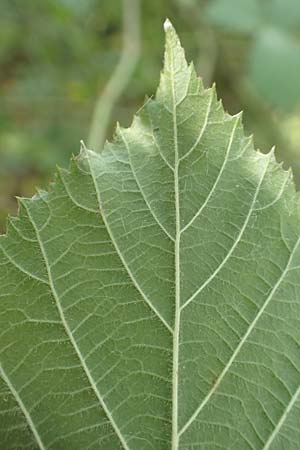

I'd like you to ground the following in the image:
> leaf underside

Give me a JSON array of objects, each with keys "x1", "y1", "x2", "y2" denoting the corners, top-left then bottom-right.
[{"x1": 1, "y1": 20, "x2": 300, "y2": 450}]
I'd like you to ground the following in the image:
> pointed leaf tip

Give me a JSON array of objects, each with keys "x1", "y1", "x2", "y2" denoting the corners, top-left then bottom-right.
[{"x1": 164, "y1": 18, "x2": 173, "y2": 32}]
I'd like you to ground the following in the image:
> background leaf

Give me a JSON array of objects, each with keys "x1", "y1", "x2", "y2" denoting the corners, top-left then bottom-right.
[
  {"x1": 249, "y1": 28, "x2": 300, "y2": 111},
  {"x1": 205, "y1": 0, "x2": 261, "y2": 34}
]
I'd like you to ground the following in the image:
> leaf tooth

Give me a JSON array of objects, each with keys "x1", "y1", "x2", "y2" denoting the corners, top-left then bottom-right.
[
  {"x1": 79, "y1": 139, "x2": 89, "y2": 155},
  {"x1": 131, "y1": 114, "x2": 141, "y2": 130},
  {"x1": 268, "y1": 145, "x2": 276, "y2": 161},
  {"x1": 115, "y1": 121, "x2": 126, "y2": 139}
]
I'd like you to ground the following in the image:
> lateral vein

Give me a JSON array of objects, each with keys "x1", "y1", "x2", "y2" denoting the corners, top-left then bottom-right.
[
  {"x1": 180, "y1": 116, "x2": 240, "y2": 234},
  {"x1": 179, "y1": 231, "x2": 300, "y2": 437},
  {"x1": 86, "y1": 150, "x2": 173, "y2": 335},
  {"x1": 119, "y1": 128, "x2": 175, "y2": 242},
  {"x1": 0, "y1": 363, "x2": 46, "y2": 450},
  {"x1": 23, "y1": 202, "x2": 131, "y2": 450},
  {"x1": 263, "y1": 377, "x2": 300, "y2": 449},
  {"x1": 179, "y1": 89, "x2": 214, "y2": 163},
  {"x1": 181, "y1": 152, "x2": 271, "y2": 311}
]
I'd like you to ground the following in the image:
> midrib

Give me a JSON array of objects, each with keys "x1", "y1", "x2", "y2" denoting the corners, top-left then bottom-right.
[{"x1": 170, "y1": 49, "x2": 181, "y2": 450}]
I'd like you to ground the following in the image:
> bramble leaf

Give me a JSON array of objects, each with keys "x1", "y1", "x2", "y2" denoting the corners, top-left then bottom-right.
[{"x1": 1, "y1": 20, "x2": 300, "y2": 450}]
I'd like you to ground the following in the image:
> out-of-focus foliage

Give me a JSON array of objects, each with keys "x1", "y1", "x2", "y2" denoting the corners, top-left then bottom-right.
[
  {"x1": 0, "y1": 0, "x2": 178, "y2": 229},
  {"x1": 1, "y1": 0, "x2": 300, "y2": 231},
  {"x1": 206, "y1": 0, "x2": 300, "y2": 111},
  {"x1": 204, "y1": 0, "x2": 300, "y2": 186},
  {"x1": 206, "y1": 0, "x2": 261, "y2": 34}
]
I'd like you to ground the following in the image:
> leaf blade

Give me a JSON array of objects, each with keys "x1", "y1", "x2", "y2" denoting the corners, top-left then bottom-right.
[{"x1": 1, "y1": 20, "x2": 300, "y2": 450}]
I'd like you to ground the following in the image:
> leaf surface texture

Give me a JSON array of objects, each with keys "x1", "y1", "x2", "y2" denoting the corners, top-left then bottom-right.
[{"x1": 1, "y1": 21, "x2": 300, "y2": 450}]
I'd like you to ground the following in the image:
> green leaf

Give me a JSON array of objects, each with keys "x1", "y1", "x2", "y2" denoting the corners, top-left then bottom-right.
[
  {"x1": 1, "y1": 20, "x2": 300, "y2": 449},
  {"x1": 249, "y1": 28, "x2": 300, "y2": 111},
  {"x1": 205, "y1": 0, "x2": 261, "y2": 34},
  {"x1": 268, "y1": 0, "x2": 300, "y2": 32}
]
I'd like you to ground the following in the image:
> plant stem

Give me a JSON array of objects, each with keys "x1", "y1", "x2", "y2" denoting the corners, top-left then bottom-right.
[{"x1": 88, "y1": 0, "x2": 141, "y2": 151}]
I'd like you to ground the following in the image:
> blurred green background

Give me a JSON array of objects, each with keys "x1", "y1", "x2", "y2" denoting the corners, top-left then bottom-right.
[{"x1": 1, "y1": 0, "x2": 300, "y2": 231}]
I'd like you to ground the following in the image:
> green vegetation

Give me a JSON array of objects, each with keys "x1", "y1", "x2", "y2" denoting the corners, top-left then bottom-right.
[
  {"x1": 1, "y1": 1, "x2": 300, "y2": 232},
  {"x1": 1, "y1": 21, "x2": 300, "y2": 450}
]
